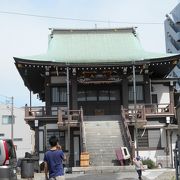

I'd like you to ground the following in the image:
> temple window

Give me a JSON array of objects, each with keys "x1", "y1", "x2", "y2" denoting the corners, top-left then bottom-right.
[
  {"x1": 86, "y1": 90, "x2": 97, "y2": 101},
  {"x1": 51, "y1": 87, "x2": 67, "y2": 103},
  {"x1": 128, "y1": 85, "x2": 143, "y2": 102}
]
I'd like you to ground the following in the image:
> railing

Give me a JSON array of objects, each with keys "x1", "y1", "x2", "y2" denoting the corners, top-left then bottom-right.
[
  {"x1": 122, "y1": 103, "x2": 175, "y2": 124},
  {"x1": 25, "y1": 105, "x2": 87, "y2": 153},
  {"x1": 25, "y1": 105, "x2": 81, "y2": 119},
  {"x1": 121, "y1": 106, "x2": 133, "y2": 148},
  {"x1": 57, "y1": 108, "x2": 81, "y2": 125},
  {"x1": 144, "y1": 103, "x2": 174, "y2": 115},
  {"x1": 25, "y1": 105, "x2": 47, "y2": 117}
]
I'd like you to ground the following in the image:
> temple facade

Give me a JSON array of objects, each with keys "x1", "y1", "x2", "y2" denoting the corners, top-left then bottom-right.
[{"x1": 14, "y1": 28, "x2": 180, "y2": 167}]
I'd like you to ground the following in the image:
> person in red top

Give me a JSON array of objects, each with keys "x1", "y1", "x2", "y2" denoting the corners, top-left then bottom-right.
[{"x1": 44, "y1": 136, "x2": 66, "y2": 180}]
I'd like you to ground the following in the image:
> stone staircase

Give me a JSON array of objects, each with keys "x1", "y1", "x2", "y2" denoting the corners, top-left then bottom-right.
[{"x1": 84, "y1": 115, "x2": 126, "y2": 166}]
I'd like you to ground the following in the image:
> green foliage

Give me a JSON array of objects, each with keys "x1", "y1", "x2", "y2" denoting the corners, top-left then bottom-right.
[{"x1": 142, "y1": 159, "x2": 156, "y2": 169}]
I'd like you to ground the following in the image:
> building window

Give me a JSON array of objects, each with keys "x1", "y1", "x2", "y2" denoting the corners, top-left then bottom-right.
[
  {"x1": 110, "y1": 90, "x2": 120, "y2": 100},
  {"x1": 152, "y1": 94, "x2": 158, "y2": 104},
  {"x1": 13, "y1": 138, "x2": 23, "y2": 141},
  {"x1": 99, "y1": 90, "x2": 109, "y2": 101},
  {"x1": 77, "y1": 89, "x2": 120, "y2": 102},
  {"x1": 128, "y1": 85, "x2": 143, "y2": 101},
  {"x1": 46, "y1": 131, "x2": 65, "y2": 151},
  {"x1": 0, "y1": 133, "x2": 4, "y2": 137},
  {"x1": 86, "y1": 90, "x2": 97, "y2": 101},
  {"x1": 2, "y1": 115, "x2": 14, "y2": 125},
  {"x1": 51, "y1": 87, "x2": 67, "y2": 103},
  {"x1": 77, "y1": 91, "x2": 86, "y2": 101},
  {"x1": 138, "y1": 129, "x2": 161, "y2": 148},
  {"x1": 138, "y1": 129, "x2": 148, "y2": 148}
]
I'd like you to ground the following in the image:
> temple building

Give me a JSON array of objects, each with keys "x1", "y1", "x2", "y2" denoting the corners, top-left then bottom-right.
[{"x1": 14, "y1": 28, "x2": 180, "y2": 167}]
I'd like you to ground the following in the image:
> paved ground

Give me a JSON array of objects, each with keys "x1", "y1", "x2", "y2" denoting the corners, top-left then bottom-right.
[{"x1": 17, "y1": 168, "x2": 176, "y2": 180}]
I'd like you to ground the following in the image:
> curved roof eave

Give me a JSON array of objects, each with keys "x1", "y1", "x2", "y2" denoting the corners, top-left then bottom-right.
[{"x1": 14, "y1": 52, "x2": 180, "y2": 66}]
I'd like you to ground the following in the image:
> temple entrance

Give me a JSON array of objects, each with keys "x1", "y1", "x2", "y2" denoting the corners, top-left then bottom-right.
[{"x1": 77, "y1": 85, "x2": 121, "y2": 115}]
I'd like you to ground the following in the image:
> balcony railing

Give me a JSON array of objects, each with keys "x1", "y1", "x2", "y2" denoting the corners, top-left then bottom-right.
[
  {"x1": 25, "y1": 105, "x2": 82, "y2": 124},
  {"x1": 25, "y1": 105, "x2": 87, "y2": 153},
  {"x1": 25, "y1": 103, "x2": 175, "y2": 123},
  {"x1": 122, "y1": 103, "x2": 175, "y2": 125}
]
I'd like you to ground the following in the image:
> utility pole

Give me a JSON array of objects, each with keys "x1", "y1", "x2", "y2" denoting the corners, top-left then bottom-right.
[{"x1": 11, "y1": 96, "x2": 14, "y2": 141}]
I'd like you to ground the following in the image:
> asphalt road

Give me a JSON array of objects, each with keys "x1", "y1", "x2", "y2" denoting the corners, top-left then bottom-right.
[{"x1": 17, "y1": 168, "x2": 176, "y2": 180}]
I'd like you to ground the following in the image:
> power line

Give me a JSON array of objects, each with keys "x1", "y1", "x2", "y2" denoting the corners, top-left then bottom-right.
[{"x1": 0, "y1": 11, "x2": 164, "y2": 25}]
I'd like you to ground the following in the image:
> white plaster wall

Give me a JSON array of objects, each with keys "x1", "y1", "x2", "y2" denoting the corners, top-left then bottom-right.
[
  {"x1": 152, "y1": 84, "x2": 170, "y2": 104},
  {"x1": 46, "y1": 123, "x2": 60, "y2": 129},
  {"x1": 0, "y1": 104, "x2": 33, "y2": 158},
  {"x1": 139, "y1": 150, "x2": 171, "y2": 167}
]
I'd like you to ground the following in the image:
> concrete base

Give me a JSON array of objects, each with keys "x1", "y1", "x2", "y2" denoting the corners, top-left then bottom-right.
[{"x1": 71, "y1": 165, "x2": 135, "y2": 174}]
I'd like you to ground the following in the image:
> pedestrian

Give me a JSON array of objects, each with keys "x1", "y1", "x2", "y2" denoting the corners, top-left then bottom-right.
[
  {"x1": 44, "y1": 135, "x2": 66, "y2": 180},
  {"x1": 133, "y1": 156, "x2": 144, "y2": 180}
]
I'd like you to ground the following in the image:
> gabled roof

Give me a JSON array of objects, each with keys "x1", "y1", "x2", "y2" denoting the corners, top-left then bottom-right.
[{"x1": 14, "y1": 27, "x2": 179, "y2": 64}]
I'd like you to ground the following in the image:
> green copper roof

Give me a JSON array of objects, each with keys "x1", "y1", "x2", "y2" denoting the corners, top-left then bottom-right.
[{"x1": 15, "y1": 28, "x2": 178, "y2": 64}]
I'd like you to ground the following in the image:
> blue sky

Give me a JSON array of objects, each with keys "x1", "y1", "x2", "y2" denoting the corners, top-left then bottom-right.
[{"x1": 0, "y1": 0, "x2": 178, "y2": 107}]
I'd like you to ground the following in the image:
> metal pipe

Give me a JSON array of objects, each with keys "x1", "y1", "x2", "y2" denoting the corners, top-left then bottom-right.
[
  {"x1": 133, "y1": 64, "x2": 139, "y2": 156},
  {"x1": 66, "y1": 67, "x2": 70, "y2": 112},
  {"x1": 66, "y1": 66, "x2": 71, "y2": 166}
]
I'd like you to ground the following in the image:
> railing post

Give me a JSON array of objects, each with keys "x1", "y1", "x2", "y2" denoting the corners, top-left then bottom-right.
[
  {"x1": 121, "y1": 106, "x2": 133, "y2": 156},
  {"x1": 25, "y1": 104, "x2": 29, "y2": 117},
  {"x1": 131, "y1": 141, "x2": 135, "y2": 164},
  {"x1": 80, "y1": 107, "x2": 86, "y2": 152},
  {"x1": 58, "y1": 109, "x2": 63, "y2": 124}
]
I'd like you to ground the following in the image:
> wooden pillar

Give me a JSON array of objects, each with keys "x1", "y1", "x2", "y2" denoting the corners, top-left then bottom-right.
[
  {"x1": 144, "y1": 74, "x2": 151, "y2": 103},
  {"x1": 34, "y1": 120, "x2": 39, "y2": 155},
  {"x1": 71, "y1": 71, "x2": 78, "y2": 110},
  {"x1": 122, "y1": 75, "x2": 128, "y2": 108},
  {"x1": 45, "y1": 76, "x2": 51, "y2": 115},
  {"x1": 169, "y1": 81, "x2": 175, "y2": 113}
]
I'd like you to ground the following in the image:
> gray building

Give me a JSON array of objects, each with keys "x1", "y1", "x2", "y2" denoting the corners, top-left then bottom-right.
[
  {"x1": 165, "y1": 2, "x2": 180, "y2": 53},
  {"x1": 165, "y1": 2, "x2": 180, "y2": 89}
]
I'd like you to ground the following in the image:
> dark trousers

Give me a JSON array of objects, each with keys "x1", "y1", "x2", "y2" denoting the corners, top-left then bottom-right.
[{"x1": 137, "y1": 169, "x2": 142, "y2": 179}]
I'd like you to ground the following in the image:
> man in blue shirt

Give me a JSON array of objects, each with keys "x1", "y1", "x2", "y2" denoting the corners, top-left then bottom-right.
[{"x1": 44, "y1": 136, "x2": 66, "y2": 180}]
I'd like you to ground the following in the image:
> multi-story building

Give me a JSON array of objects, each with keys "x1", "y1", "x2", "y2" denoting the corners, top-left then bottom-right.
[
  {"x1": 0, "y1": 103, "x2": 34, "y2": 158},
  {"x1": 164, "y1": 2, "x2": 180, "y2": 89},
  {"x1": 14, "y1": 28, "x2": 180, "y2": 167}
]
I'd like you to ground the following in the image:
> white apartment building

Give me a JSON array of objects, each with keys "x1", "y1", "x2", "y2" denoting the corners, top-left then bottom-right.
[{"x1": 0, "y1": 103, "x2": 34, "y2": 159}]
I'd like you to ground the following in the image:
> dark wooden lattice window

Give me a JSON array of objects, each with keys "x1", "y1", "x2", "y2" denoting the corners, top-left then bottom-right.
[
  {"x1": 138, "y1": 129, "x2": 148, "y2": 148},
  {"x1": 137, "y1": 129, "x2": 161, "y2": 148}
]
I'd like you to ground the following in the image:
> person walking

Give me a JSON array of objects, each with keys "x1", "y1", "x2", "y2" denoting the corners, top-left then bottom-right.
[
  {"x1": 133, "y1": 156, "x2": 144, "y2": 180},
  {"x1": 44, "y1": 135, "x2": 66, "y2": 180}
]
